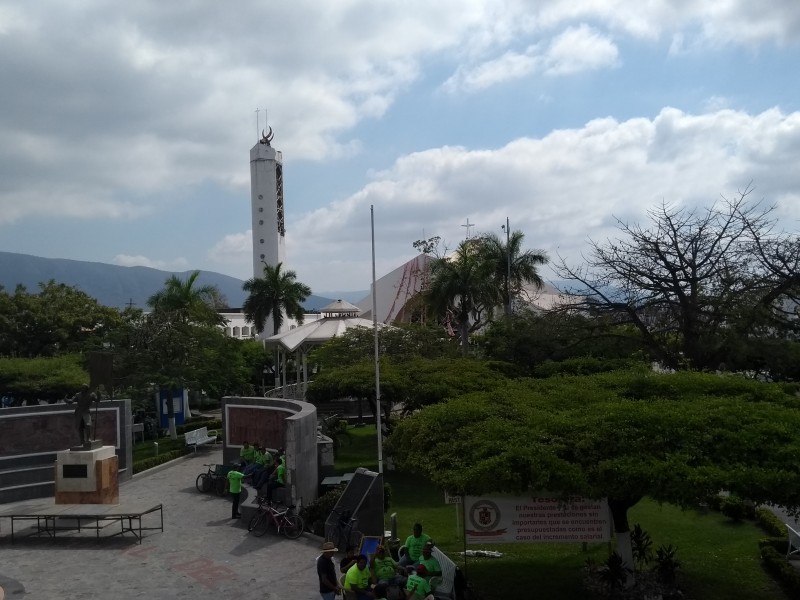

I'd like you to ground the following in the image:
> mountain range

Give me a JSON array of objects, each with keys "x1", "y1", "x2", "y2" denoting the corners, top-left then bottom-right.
[{"x1": 0, "y1": 251, "x2": 366, "y2": 310}]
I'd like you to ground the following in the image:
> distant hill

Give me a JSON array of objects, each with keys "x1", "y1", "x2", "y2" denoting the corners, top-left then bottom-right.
[{"x1": 0, "y1": 251, "x2": 335, "y2": 311}]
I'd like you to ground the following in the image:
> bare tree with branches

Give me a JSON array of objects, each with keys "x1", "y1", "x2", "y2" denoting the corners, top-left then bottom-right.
[{"x1": 556, "y1": 186, "x2": 800, "y2": 371}]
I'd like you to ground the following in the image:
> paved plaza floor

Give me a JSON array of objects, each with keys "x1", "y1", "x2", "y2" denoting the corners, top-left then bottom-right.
[{"x1": 0, "y1": 449, "x2": 325, "y2": 599}]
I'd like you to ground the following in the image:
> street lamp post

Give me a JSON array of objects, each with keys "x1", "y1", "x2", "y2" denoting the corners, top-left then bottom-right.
[{"x1": 502, "y1": 217, "x2": 511, "y2": 315}]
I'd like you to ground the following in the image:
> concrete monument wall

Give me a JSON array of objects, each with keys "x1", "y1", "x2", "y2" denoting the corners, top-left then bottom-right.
[
  {"x1": 0, "y1": 399, "x2": 132, "y2": 503},
  {"x1": 222, "y1": 396, "x2": 318, "y2": 507}
]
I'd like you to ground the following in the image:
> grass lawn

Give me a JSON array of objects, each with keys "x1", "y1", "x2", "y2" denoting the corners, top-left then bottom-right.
[
  {"x1": 132, "y1": 436, "x2": 187, "y2": 462},
  {"x1": 336, "y1": 425, "x2": 790, "y2": 600}
]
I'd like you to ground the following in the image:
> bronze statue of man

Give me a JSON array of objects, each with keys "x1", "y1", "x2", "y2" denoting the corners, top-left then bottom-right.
[{"x1": 64, "y1": 384, "x2": 99, "y2": 447}]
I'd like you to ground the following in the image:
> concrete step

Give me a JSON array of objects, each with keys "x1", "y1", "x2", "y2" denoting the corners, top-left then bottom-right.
[
  {"x1": 0, "y1": 453, "x2": 57, "y2": 470},
  {"x1": 0, "y1": 464, "x2": 55, "y2": 488},
  {"x1": 0, "y1": 480, "x2": 54, "y2": 504}
]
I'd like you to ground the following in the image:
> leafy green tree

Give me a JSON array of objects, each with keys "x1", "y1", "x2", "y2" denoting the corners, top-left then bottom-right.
[
  {"x1": 242, "y1": 262, "x2": 311, "y2": 336},
  {"x1": 0, "y1": 354, "x2": 88, "y2": 403},
  {"x1": 144, "y1": 272, "x2": 226, "y2": 438},
  {"x1": 307, "y1": 356, "x2": 508, "y2": 419},
  {"x1": 480, "y1": 230, "x2": 548, "y2": 315},
  {"x1": 309, "y1": 324, "x2": 459, "y2": 371},
  {"x1": 388, "y1": 369, "x2": 800, "y2": 572},
  {"x1": 478, "y1": 309, "x2": 644, "y2": 375},
  {"x1": 306, "y1": 360, "x2": 406, "y2": 424},
  {"x1": 425, "y1": 240, "x2": 495, "y2": 355},
  {"x1": 0, "y1": 281, "x2": 122, "y2": 357}
]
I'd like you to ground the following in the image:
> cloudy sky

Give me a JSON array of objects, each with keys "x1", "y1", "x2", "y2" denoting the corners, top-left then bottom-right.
[{"x1": 1, "y1": 1, "x2": 799, "y2": 295}]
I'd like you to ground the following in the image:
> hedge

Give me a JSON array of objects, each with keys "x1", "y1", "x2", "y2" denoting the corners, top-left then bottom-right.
[
  {"x1": 760, "y1": 545, "x2": 800, "y2": 597},
  {"x1": 176, "y1": 419, "x2": 222, "y2": 436},
  {"x1": 132, "y1": 447, "x2": 192, "y2": 474},
  {"x1": 755, "y1": 507, "x2": 788, "y2": 537}
]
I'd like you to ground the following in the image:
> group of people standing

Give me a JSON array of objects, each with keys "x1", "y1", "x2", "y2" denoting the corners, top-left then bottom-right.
[
  {"x1": 224, "y1": 440, "x2": 287, "y2": 520},
  {"x1": 317, "y1": 523, "x2": 441, "y2": 600}
]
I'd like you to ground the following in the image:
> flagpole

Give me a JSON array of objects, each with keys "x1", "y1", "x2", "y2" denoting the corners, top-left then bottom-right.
[{"x1": 371, "y1": 205, "x2": 383, "y2": 475}]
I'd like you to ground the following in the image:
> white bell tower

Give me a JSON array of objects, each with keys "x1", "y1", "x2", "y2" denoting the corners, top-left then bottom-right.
[{"x1": 249, "y1": 127, "x2": 287, "y2": 333}]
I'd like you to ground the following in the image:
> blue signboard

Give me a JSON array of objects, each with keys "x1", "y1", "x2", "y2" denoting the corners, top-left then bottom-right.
[{"x1": 156, "y1": 389, "x2": 188, "y2": 430}]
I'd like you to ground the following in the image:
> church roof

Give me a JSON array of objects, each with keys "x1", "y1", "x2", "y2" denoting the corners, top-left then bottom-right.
[
  {"x1": 320, "y1": 299, "x2": 361, "y2": 317},
  {"x1": 264, "y1": 314, "x2": 389, "y2": 353}
]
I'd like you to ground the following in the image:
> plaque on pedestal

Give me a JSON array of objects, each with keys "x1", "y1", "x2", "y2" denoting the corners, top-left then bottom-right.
[{"x1": 55, "y1": 445, "x2": 119, "y2": 504}]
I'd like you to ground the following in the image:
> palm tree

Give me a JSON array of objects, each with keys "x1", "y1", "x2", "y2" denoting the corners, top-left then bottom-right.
[
  {"x1": 147, "y1": 271, "x2": 226, "y2": 327},
  {"x1": 481, "y1": 230, "x2": 549, "y2": 316},
  {"x1": 146, "y1": 271, "x2": 225, "y2": 438},
  {"x1": 242, "y1": 262, "x2": 311, "y2": 336},
  {"x1": 425, "y1": 240, "x2": 495, "y2": 355}
]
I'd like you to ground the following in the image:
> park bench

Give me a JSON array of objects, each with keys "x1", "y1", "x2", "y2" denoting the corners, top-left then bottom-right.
[
  {"x1": 429, "y1": 546, "x2": 459, "y2": 600},
  {"x1": 787, "y1": 524, "x2": 800, "y2": 560},
  {"x1": 398, "y1": 544, "x2": 459, "y2": 600},
  {"x1": 184, "y1": 427, "x2": 217, "y2": 452}
]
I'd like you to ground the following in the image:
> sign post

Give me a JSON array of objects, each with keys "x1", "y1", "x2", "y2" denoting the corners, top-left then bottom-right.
[{"x1": 445, "y1": 491, "x2": 463, "y2": 540}]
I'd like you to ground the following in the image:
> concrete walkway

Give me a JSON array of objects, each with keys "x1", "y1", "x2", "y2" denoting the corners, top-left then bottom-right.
[{"x1": 0, "y1": 449, "x2": 324, "y2": 599}]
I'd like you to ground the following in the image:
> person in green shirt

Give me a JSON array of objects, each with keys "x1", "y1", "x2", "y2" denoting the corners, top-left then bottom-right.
[
  {"x1": 227, "y1": 468, "x2": 245, "y2": 519},
  {"x1": 264, "y1": 455, "x2": 286, "y2": 504},
  {"x1": 252, "y1": 447, "x2": 276, "y2": 493},
  {"x1": 399, "y1": 523, "x2": 431, "y2": 567},
  {"x1": 371, "y1": 545, "x2": 406, "y2": 587},
  {"x1": 239, "y1": 441, "x2": 255, "y2": 467},
  {"x1": 344, "y1": 554, "x2": 374, "y2": 600},
  {"x1": 405, "y1": 565, "x2": 433, "y2": 600},
  {"x1": 417, "y1": 543, "x2": 441, "y2": 579},
  {"x1": 243, "y1": 444, "x2": 265, "y2": 479}
]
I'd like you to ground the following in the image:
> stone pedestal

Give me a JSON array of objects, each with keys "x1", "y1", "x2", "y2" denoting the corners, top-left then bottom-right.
[{"x1": 55, "y1": 445, "x2": 119, "y2": 504}]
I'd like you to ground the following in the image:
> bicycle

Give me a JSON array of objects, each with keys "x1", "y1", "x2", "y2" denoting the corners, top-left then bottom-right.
[
  {"x1": 325, "y1": 507, "x2": 363, "y2": 551},
  {"x1": 195, "y1": 463, "x2": 233, "y2": 496},
  {"x1": 247, "y1": 498, "x2": 305, "y2": 539}
]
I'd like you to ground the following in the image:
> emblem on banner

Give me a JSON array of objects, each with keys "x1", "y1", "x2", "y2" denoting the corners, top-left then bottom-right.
[{"x1": 466, "y1": 499, "x2": 506, "y2": 537}]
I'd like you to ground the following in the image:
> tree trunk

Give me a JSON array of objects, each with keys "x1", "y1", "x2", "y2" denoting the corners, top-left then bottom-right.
[
  {"x1": 608, "y1": 497, "x2": 639, "y2": 587},
  {"x1": 165, "y1": 387, "x2": 177, "y2": 440},
  {"x1": 459, "y1": 320, "x2": 470, "y2": 355}
]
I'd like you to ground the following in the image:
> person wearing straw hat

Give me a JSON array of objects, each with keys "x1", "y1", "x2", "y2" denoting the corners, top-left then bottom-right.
[{"x1": 317, "y1": 541, "x2": 342, "y2": 599}]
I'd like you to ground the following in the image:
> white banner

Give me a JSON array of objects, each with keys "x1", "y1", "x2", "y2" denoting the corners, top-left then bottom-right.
[{"x1": 464, "y1": 494, "x2": 611, "y2": 544}]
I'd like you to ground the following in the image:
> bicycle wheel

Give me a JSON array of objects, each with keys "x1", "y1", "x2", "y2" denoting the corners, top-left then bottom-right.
[
  {"x1": 214, "y1": 477, "x2": 227, "y2": 496},
  {"x1": 282, "y1": 514, "x2": 304, "y2": 539},
  {"x1": 195, "y1": 473, "x2": 211, "y2": 493},
  {"x1": 249, "y1": 512, "x2": 269, "y2": 537}
]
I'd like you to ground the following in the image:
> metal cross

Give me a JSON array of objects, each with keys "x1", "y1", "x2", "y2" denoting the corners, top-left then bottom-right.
[{"x1": 462, "y1": 218, "x2": 475, "y2": 239}]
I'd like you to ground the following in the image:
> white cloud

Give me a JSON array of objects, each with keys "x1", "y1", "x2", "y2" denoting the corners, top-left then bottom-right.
[
  {"x1": 1, "y1": 1, "x2": 799, "y2": 292},
  {"x1": 443, "y1": 25, "x2": 618, "y2": 93},
  {"x1": 544, "y1": 25, "x2": 619, "y2": 75},
  {"x1": 113, "y1": 254, "x2": 189, "y2": 270},
  {"x1": 287, "y1": 107, "x2": 800, "y2": 290},
  {"x1": 207, "y1": 231, "x2": 252, "y2": 275},
  {"x1": 1, "y1": 1, "x2": 797, "y2": 224}
]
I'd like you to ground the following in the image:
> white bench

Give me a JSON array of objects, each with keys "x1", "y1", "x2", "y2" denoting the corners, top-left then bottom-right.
[
  {"x1": 788, "y1": 524, "x2": 800, "y2": 560},
  {"x1": 184, "y1": 427, "x2": 217, "y2": 452},
  {"x1": 398, "y1": 544, "x2": 459, "y2": 600},
  {"x1": 430, "y1": 546, "x2": 458, "y2": 600}
]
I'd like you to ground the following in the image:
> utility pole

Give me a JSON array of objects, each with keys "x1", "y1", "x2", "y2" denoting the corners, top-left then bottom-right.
[{"x1": 502, "y1": 217, "x2": 512, "y2": 315}]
